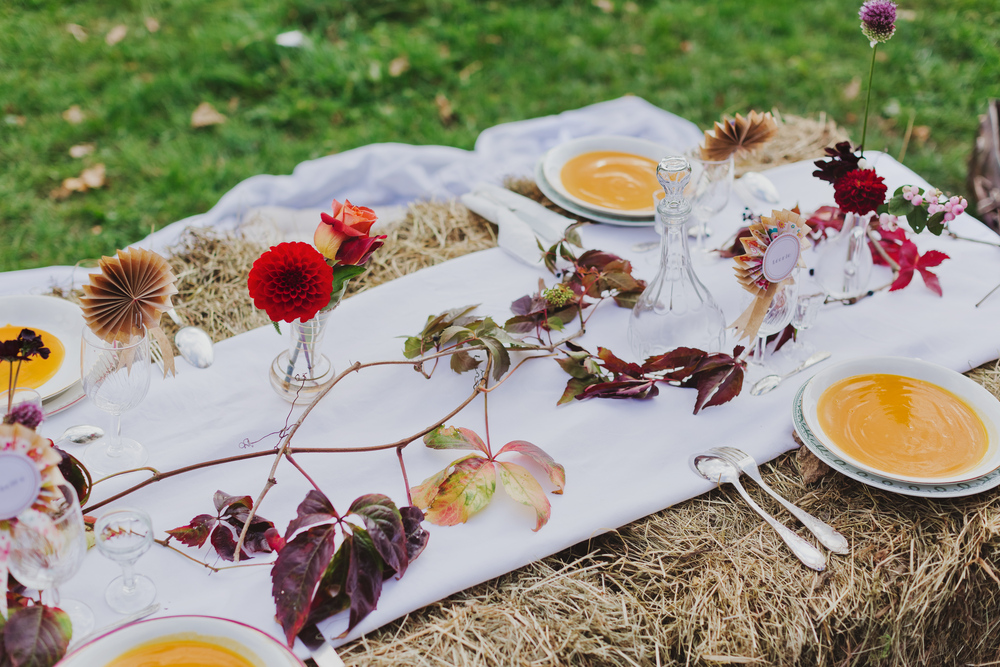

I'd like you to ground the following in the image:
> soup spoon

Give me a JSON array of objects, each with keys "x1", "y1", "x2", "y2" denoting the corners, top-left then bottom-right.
[
  {"x1": 52, "y1": 424, "x2": 105, "y2": 447},
  {"x1": 749, "y1": 351, "x2": 831, "y2": 396},
  {"x1": 167, "y1": 308, "x2": 214, "y2": 369},
  {"x1": 692, "y1": 454, "x2": 826, "y2": 571}
]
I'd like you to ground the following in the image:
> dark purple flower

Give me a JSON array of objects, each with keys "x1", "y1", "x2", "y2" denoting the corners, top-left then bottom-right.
[
  {"x1": 4, "y1": 401, "x2": 43, "y2": 429},
  {"x1": 812, "y1": 141, "x2": 863, "y2": 185},
  {"x1": 859, "y1": 0, "x2": 897, "y2": 46}
]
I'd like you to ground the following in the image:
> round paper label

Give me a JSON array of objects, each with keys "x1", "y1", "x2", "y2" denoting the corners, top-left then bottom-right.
[
  {"x1": 762, "y1": 233, "x2": 801, "y2": 283},
  {"x1": 0, "y1": 452, "x2": 42, "y2": 520}
]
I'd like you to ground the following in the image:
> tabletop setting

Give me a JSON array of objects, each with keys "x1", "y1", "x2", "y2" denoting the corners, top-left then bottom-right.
[{"x1": 3, "y1": 2, "x2": 1000, "y2": 666}]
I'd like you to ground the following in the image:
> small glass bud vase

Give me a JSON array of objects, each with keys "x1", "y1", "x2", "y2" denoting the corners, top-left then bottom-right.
[
  {"x1": 269, "y1": 287, "x2": 345, "y2": 403},
  {"x1": 814, "y1": 212, "x2": 874, "y2": 300},
  {"x1": 628, "y1": 156, "x2": 727, "y2": 359}
]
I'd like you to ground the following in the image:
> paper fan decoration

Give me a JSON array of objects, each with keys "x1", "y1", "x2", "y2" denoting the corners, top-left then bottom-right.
[
  {"x1": 700, "y1": 111, "x2": 779, "y2": 162},
  {"x1": 730, "y1": 209, "x2": 810, "y2": 342},
  {"x1": 80, "y1": 247, "x2": 178, "y2": 375}
]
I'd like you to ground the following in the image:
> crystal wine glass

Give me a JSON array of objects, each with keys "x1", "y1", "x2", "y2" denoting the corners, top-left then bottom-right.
[
  {"x1": 748, "y1": 271, "x2": 800, "y2": 369},
  {"x1": 8, "y1": 483, "x2": 94, "y2": 638},
  {"x1": 684, "y1": 149, "x2": 735, "y2": 252},
  {"x1": 787, "y1": 287, "x2": 826, "y2": 361},
  {"x1": 95, "y1": 508, "x2": 156, "y2": 613},
  {"x1": 81, "y1": 325, "x2": 152, "y2": 474}
]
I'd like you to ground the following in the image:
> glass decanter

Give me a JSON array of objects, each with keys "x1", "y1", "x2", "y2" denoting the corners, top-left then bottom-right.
[{"x1": 628, "y1": 156, "x2": 727, "y2": 359}]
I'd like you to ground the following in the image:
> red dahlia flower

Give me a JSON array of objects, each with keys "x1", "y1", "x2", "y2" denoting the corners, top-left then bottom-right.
[
  {"x1": 314, "y1": 199, "x2": 386, "y2": 266},
  {"x1": 248, "y1": 242, "x2": 333, "y2": 323},
  {"x1": 833, "y1": 168, "x2": 887, "y2": 216}
]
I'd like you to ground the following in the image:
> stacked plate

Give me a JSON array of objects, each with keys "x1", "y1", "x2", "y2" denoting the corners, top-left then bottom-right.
[
  {"x1": 0, "y1": 295, "x2": 87, "y2": 416},
  {"x1": 792, "y1": 356, "x2": 1000, "y2": 498},
  {"x1": 535, "y1": 135, "x2": 674, "y2": 227}
]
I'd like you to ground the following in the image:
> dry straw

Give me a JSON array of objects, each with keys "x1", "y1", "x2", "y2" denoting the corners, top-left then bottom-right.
[{"x1": 54, "y1": 114, "x2": 999, "y2": 665}]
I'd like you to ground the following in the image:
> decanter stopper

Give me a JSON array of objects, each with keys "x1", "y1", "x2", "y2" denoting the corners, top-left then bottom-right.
[{"x1": 656, "y1": 156, "x2": 692, "y2": 222}]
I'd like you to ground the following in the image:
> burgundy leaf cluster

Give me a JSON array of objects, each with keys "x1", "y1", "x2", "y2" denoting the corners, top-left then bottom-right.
[
  {"x1": 870, "y1": 227, "x2": 949, "y2": 296},
  {"x1": 271, "y1": 490, "x2": 428, "y2": 648},
  {"x1": 0, "y1": 604, "x2": 71, "y2": 667},
  {"x1": 166, "y1": 490, "x2": 284, "y2": 562},
  {"x1": 560, "y1": 345, "x2": 747, "y2": 414}
]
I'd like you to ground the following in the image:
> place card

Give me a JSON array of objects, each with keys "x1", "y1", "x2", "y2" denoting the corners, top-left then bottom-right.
[{"x1": 0, "y1": 451, "x2": 42, "y2": 520}]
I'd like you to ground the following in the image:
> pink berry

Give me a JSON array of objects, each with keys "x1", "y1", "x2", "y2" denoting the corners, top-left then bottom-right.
[{"x1": 911, "y1": 195, "x2": 923, "y2": 206}]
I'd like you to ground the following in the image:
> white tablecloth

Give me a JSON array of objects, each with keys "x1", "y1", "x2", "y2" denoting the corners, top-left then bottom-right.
[{"x1": 4, "y1": 99, "x2": 1000, "y2": 658}]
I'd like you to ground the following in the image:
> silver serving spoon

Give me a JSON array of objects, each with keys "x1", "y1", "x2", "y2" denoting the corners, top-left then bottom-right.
[
  {"x1": 692, "y1": 454, "x2": 826, "y2": 571},
  {"x1": 52, "y1": 424, "x2": 105, "y2": 447},
  {"x1": 168, "y1": 308, "x2": 214, "y2": 368},
  {"x1": 749, "y1": 351, "x2": 832, "y2": 396}
]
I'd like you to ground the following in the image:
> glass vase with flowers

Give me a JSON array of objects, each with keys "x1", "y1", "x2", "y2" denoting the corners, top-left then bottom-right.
[{"x1": 248, "y1": 199, "x2": 385, "y2": 402}]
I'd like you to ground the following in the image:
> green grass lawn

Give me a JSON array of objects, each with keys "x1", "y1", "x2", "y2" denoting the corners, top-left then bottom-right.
[{"x1": 2, "y1": 0, "x2": 998, "y2": 271}]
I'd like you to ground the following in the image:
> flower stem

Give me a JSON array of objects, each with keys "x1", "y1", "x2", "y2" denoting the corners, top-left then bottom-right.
[{"x1": 860, "y1": 43, "x2": 878, "y2": 154}]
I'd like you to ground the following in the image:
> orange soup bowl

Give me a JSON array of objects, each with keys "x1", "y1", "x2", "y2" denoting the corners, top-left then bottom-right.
[
  {"x1": 542, "y1": 136, "x2": 674, "y2": 218},
  {"x1": 800, "y1": 356, "x2": 1000, "y2": 485},
  {"x1": 59, "y1": 616, "x2": 306, "y2": 667}
]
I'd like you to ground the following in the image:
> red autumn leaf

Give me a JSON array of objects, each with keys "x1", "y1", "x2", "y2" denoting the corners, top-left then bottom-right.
[
  {"x1": 2, "y1": 605, "x2": 72, "y2": 667},
  {"x1": 271, "y1": 523, "x2": 341, "y2": 646},
  {"x1": 166, "y1": 513, "x2": 216, "y2": 548},
  {"x1": 210, "y1": 523, "x2": 251, "y2": 562},
  {"x1": 579, "y1": 378, "x2": 660, "y2": 400},
  {"x1": 495, "y1": 440, "x2": 566, "y2": 494},
  {"x1": 413, "y1": 455, "x2": 496, "y2": 526},
  {"x1": 423, "y1": 425, "x2": 490, "y2": 455},
  {"x1": 348, "y1": 494, "x2": 408, "y2": 578},
  {"x1": 806, "y1": 205, "x2": 847, "y2": 240},
  {"x1": 214, "y1": 491, "x2": 253, "y2": 515},
  {"x1": 284, "y1": 489, "x2": 339, "y2": 539},
  {"x1": 877, "y1": 231, "x2": 949, "y2": 296},
  {"x1": 399, "y1": 506, "x2": 429, "y2": 564},
  {"x1": 639, "y1": 346, "x2": 707, "y2": 379},
  {"x1": 680, "y1": 347, "x2": 747, "y2": 415},
  {"x1": 343, "y1": 529, "x2": 383, "y2": 635},
  {"x1": 596, "y1": 347, "x2": 644, "y2": 378},
  {"x1": 715, "y1": 225, "x2": 751, "y2": 258}
]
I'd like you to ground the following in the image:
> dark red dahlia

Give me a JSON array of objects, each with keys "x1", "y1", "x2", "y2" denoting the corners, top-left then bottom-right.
[
  {"x1": 248, "y1": 242, "x2": 333, "y2": 323},
  {"x1": 833, "y1": 168, "x2": 887, "y2": 216}
]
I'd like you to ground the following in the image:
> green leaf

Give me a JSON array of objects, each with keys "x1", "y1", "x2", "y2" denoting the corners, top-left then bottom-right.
[
  {"x1": 887, "y1": 193, "x2": 913, "y2": 216},
  {"x1": 402, "y1": 336, "x2": 424, "y2": 359},
  {"x1": 925, "y1": 211, "x2": 947, "y2": 235},
  {"x1": 546, "y1": 316, "x2": 565, "y2": 332},
  {"x1": 905, "y1": 205, "x2": 928, "y2": 233},
  {"x1": 496, "y1": 461, "x2": 551, "y2": 531},
  {"x1": 558, "y1": 377, "x2": 601, "y2": 405},
  {"x1": 564, "y1": 223, "x2": 585, "y2": 248},
  {"x1": 480, "y1": 336, "x2": 510, "y2": 380},
  {"x1": 418, "y1": 456, "x2": 496, "y2": 527},
  {"x1": 2, "y1": 605, "x2": 72, "y2": 667},
  {"x1": 439, "y1": 325, "x2": 473, "y2": 346},
  {"x1": 330, "y1": 265, "x2": 365, "y2": 297},
  {"x1": 272, "y1": 320, "x2": 282, "y2": 335},
  {"x1": 423, "y1": 426, "x2": 489, "y2": 455},
  {"x1": 496, "y1": 440, "x2": 566, "y2": 494}
]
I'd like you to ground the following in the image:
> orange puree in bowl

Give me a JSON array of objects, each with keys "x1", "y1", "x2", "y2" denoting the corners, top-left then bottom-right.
[
  {"x1": 560, "y1": 151, "x2": 659, "y2": 211},
  {"x1": 817, "y1": 373, "x2": 988, "y2": 479},
  {"x1": 104, "y1": 638, "x2": 259, "y2": 667},
  {"x1": 0, "y1": 325, "x2": 65, "y2": 390}
]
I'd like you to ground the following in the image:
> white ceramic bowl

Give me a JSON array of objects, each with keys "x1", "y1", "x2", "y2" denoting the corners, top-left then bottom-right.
[
  {"x1": 541, "y1": 135, "x2": 673, "y2": 217},
  {"x1": 0, "y1": 295, "x2": 84, "y2": 401},
  {"x1": 60, "y1": 615, "x2": 305, "y2": 666},
  {"x1": 800, "y1": 356, "x2": 1000, "y2": 484}
]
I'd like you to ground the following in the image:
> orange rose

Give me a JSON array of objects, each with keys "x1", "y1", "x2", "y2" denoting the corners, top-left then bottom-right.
[{"x1": 314, "y1": 199, "x2": 382, "y2": 265}]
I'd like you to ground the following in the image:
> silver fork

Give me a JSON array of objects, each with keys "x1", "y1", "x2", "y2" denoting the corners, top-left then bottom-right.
[{"x1": 709, "y1": 446, "x2": 849, "y2": 554}]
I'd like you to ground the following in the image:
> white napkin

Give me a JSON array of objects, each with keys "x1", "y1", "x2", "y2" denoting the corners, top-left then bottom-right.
[{"x1": 461, "y1": 184, "x2": 573, "y2": 266}]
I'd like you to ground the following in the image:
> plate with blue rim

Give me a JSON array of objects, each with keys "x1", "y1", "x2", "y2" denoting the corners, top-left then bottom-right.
[{"x1": 792, "y1": 380, "x2": 1000, "y2": 499}]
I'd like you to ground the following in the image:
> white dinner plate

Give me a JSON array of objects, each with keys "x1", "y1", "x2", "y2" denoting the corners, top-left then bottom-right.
[
  {"x1": 797, "y1": 356, "x2": 1000, "y2": 487},
  {"x1": 541, "y1": 135, "x2": 673, "y2": 218},
  {"x1": 0, "y1": 295, "x2": 84, "y2": 402},
  {"x1": 60, "y1": 615, "x2": 306, "y2": 666},
  {"x1": 534, "y1": 160, "x2": 654, "y2": 227}
]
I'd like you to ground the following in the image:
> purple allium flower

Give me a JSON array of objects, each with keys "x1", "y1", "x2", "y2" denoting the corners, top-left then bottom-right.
[
  {"x1": 859, "y1": 0, "x2": 897, "y2": 46},
  {"x1": 4, "y1": 401, "x2": 44, "y2": 429}
]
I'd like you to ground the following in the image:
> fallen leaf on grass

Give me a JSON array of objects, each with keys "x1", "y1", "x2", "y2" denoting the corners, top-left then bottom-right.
[
  {"x1": 435, "y1": 94, "x2": 454, "y2": 125},
  {"x1": 69, "y1": 143, "x2": 95, "y2": 158},
  {"x1": 106, "y1": 25, "x2": 127, "y2": 46},
  {"x1": 458, "y1": 61, "x2": 481, "y2": 82},
  {"x1": 66, "y1": 23, "x2": 88, "y2": 41},
  {"x1": 191, "y1": 102, "x2": 226, "y2": 128},
  {"x1": 912, "y1": 125, "x2": 931, "y2": 143},
  {"x1": 145, "y1": 17, "x2": 160, "y2": 32},
  {"x1": 843, "y1": 76, "x2": 861, "y2": 101},
  {"x1": 80, "y1": 163, "x2": 106, "y2": 188},
  {"x1": 62, "y1": 105, "x2": 85, "y2": 124},
  {"x1": 58, "y1": 163, "x2": 106, "y2": 196},
  {"x1": 388, "y1": 55, "x2": 410, "y2": 77}
]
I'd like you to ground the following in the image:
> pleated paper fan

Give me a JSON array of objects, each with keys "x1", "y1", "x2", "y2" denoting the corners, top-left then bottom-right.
[
  {"x1": 80, "y1": 248, "x2": 177, "y2": 372},
  {"x1": 701, "y1": 110, "x2": 779, "y2": 162}
]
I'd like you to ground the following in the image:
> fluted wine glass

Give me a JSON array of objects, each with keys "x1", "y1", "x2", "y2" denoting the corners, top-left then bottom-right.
[
  {"x1": 748, "y1": 271, "x2": 800, "y2": 368},
  {"x1": 8, "y1": 483, "x2": 94, "y2": 638},
  {"x1": 95, "y1": 508, "x2": 156, "y2": 613},
  {"x1": 685, "y1": 149, "x2": 735, "y2": 252},
  {"x1": 81, "y1": 325, "x2": 152, "y2": 474}
]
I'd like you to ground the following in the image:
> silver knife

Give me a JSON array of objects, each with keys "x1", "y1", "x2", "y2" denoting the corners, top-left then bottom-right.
[{"x1": 311, "y1": 637, "x2": 346, "y2": 667}]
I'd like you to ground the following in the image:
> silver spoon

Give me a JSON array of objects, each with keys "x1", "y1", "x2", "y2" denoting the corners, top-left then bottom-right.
[
  {"x1": 692, "y1": 454, "x2": 826, "y2": 571},
  {"x1": 749, "y1": 351, "x2": 832, "y2": 396},
  {"x1": 52, "y1": 424, "x2": 105, "y2": 447},
  {"x1": 167, "y1": 308, "x2": 214, "y2": 369}
]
